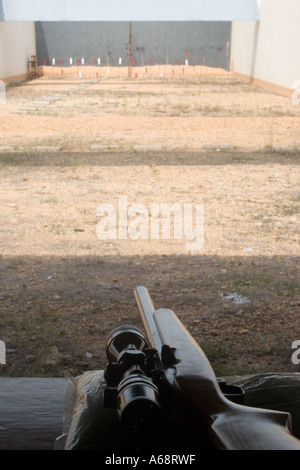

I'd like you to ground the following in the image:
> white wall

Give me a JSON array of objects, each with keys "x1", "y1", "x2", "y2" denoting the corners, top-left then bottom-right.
[
  {"x1": 1, "y1": 0, "x2": 260, "y2": 21},
  {"x1": 231, "y1": 0, "x2": 300, "y2": 92},
  {"x1": 0, "y1": 22, "x2": 36, "y2": 82}
]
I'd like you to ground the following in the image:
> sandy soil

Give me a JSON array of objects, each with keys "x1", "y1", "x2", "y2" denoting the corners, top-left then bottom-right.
[{"x1": 0, "y1": 67, "x2": 299, "y2": 378}]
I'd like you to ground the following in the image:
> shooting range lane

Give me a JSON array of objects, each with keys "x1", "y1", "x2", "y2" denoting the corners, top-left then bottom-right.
[
  {"x1": 0, "y1": 377, "x2": 69, "y2": 449},
  {"x1": 0, "y1": 71, "x2": 299, "y2": 407}
]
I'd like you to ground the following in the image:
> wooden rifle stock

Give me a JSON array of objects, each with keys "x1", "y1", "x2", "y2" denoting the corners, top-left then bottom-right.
[{"x1": 134, "y1": 286, "x2": 300, "y2": 450}]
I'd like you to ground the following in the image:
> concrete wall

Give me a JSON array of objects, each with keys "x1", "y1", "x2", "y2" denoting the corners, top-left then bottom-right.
[
  {"x1": 36, "y1": 21, "x2": 231, "y2": 69},
  {"x1": 0, "y1": 22, "x2": 36, "y2": 83},
  {"x1": 231, "y1": 0, "x2": 300, "y2": 97}
]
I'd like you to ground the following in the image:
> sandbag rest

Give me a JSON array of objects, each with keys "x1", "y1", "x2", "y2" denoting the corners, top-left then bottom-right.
[
  {"x1": 0, "y1": 377, "x2": 69, "y2": 450},
  {"x1": 1, "y1": 372, "x2": 300, "y2": 450}
]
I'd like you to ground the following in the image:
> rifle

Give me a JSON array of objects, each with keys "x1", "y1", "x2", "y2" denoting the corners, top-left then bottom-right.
[{"x1": 103, "y1": 286, "x2": 300, "y2": 450}]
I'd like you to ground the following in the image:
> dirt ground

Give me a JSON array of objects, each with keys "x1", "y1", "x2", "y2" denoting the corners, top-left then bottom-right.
[{"x1": 0, "y1": 67, "x2": 299, "y2": 378}]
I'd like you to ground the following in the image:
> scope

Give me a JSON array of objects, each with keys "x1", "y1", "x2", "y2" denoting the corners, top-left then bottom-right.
[{"x1": 104, "y1": 325, "x2": 164, "y2": 435}]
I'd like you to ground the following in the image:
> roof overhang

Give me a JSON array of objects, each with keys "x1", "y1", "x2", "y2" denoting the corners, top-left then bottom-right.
[{"x1": 0, "y1": 0, "x2": 260, "y2": 22}]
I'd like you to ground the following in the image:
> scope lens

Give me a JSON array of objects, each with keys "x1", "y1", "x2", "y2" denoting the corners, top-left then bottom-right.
[
  {"x1": 105, "y1": 325, "x2": 148, "y2": 363},
  {"x1": 117, "y1": 374, "x2": 162, "y2": 435}
]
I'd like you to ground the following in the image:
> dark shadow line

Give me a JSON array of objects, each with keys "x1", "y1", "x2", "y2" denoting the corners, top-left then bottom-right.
[{"x1": 0, "y1": 150, "x2": 299, "y2": 168}]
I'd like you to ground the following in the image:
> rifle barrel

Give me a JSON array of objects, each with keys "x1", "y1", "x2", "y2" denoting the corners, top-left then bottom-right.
[{"x1": 134, "y1": 286, "x2": 163, "y2": 351}]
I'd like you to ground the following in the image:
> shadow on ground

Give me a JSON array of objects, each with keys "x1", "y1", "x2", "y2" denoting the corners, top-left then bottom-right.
[
  {"x1": 0, "y1": 150, "x2": 299, "y2": 168},
  {"x1": 0, "y1": 253, "x2": 299, "y2": 377}
]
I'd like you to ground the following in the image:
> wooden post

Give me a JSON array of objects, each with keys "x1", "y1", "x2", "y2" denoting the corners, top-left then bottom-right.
[{"x1": 128, "y1": 22, "x2": 132, "y2": 78}]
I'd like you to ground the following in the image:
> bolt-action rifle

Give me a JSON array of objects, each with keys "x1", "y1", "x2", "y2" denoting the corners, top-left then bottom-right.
[{"x1": 103, "y1": 286, "x2": 300, "y2": 450}]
